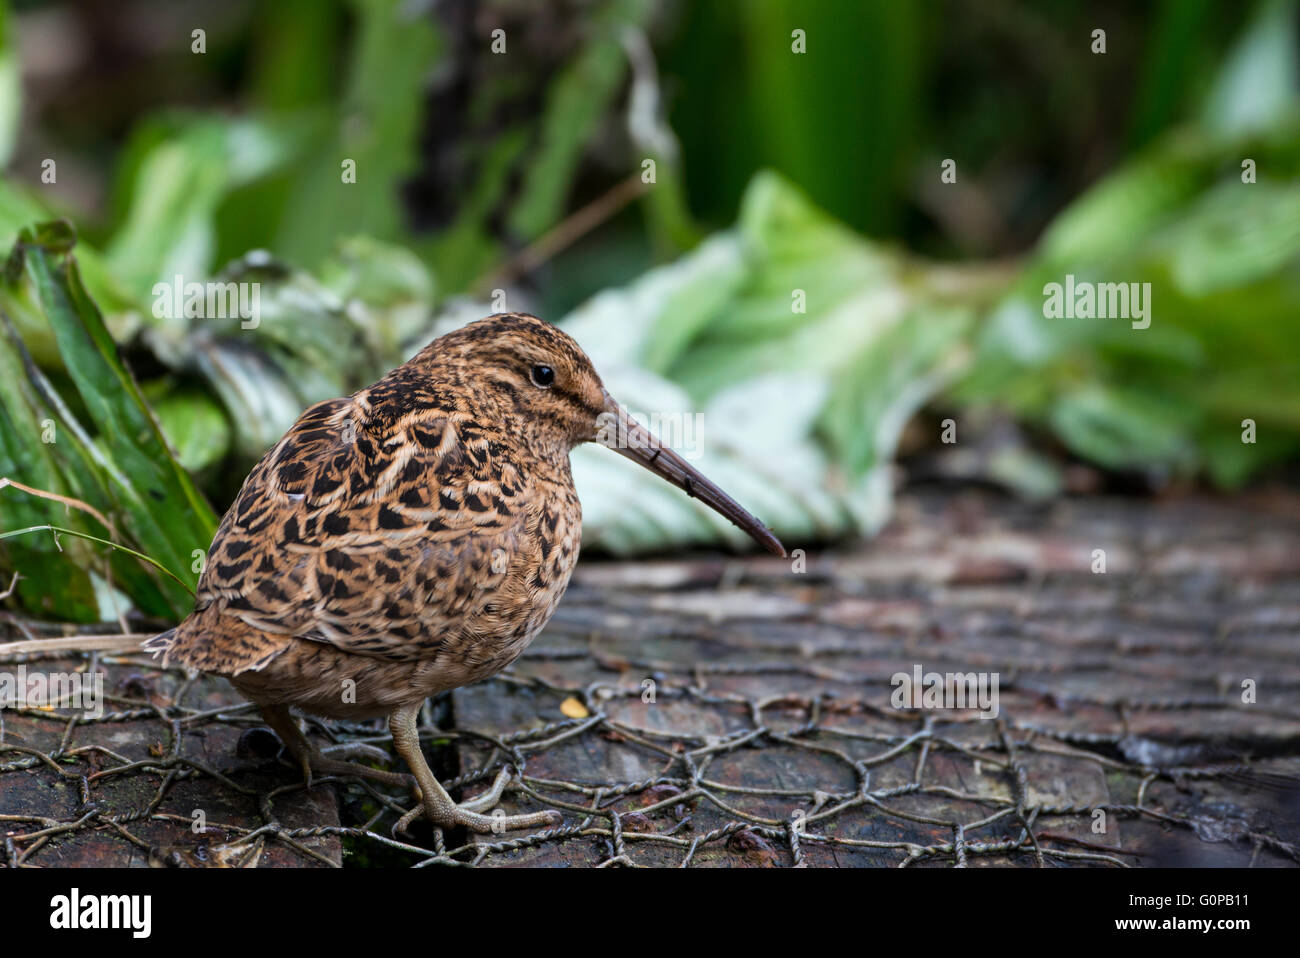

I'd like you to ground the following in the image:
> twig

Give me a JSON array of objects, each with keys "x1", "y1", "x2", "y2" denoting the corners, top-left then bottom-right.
[
  {"x1": 0, "y1": 477, "x2": 116, "y2": 536},
  {"x1": 473, "y1": 173, "x2": 648, "y2": 294},
  {"x1": 0, "y1": 633, "x2": 150, "y2": 658}
]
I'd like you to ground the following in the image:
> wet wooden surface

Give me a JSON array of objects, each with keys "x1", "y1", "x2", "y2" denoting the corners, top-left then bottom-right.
[{"x1": 3, "y1": 489, "x2": 1299, "y2": 866}]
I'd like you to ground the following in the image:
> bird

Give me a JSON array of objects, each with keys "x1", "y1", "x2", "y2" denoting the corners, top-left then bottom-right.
[{"x1": 141, "y1": 312, "x2": 785, "y2": 834}]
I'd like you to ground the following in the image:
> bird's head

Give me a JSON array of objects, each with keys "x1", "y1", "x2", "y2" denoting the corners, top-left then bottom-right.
[{"x1": 414, "y1": 312, "x2": 785, "y2": 556}]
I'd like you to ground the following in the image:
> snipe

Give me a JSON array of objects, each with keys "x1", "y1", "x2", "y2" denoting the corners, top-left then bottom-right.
[{"x1": 145, "y1": 313, "x2": 784, "y2": 833}]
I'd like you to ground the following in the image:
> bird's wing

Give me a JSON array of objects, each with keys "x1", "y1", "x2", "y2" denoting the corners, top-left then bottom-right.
[{"x1": 191, "y1": 395, "x2": 537, "y2": 663}]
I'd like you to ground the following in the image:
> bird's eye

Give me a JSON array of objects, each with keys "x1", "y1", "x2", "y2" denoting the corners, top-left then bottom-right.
[{"x1": 529, "y1": 364, "x2": 555, "y2": 388}]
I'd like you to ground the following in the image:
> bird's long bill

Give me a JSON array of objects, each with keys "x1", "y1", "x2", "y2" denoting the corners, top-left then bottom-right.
[{"x1": 597, "y1": 393, "x2": 786, "y2": 557}]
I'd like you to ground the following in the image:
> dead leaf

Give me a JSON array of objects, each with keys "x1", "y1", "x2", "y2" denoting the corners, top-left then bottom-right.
[{"x1": 560, "y1": 697, "x2": 589, "y2": 719}]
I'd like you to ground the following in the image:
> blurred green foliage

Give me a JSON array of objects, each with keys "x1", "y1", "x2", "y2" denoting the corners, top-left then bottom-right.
[
  {"x1": 0, "y1": 0, "x2": 1297, "y2": 622},
  {"x1": 666, "y1": 0, "x2": 922, "y2": 237}
]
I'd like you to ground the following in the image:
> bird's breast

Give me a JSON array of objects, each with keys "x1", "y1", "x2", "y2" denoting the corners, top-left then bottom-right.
[{"x1": 448, "y1": 481, "x2": 582, "y2": 682}]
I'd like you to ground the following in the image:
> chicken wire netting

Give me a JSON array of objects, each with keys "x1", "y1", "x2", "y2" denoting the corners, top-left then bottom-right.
[{"x1": 3, "y1": 491, "x2": 1300, "y2": 867}]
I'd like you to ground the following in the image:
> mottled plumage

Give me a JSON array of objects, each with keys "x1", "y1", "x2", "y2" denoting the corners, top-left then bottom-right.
[{"x1": 145, "y1": 313, "x2": 782, "y2": 832}]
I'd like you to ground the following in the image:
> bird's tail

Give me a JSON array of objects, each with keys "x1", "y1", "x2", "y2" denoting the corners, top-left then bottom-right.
[
  {"x1": 2, "y1": 620, "x2": 281, "y2": 676},
  {"x1": 141, "y1": 627, "x2": 178, "y2": 660}
]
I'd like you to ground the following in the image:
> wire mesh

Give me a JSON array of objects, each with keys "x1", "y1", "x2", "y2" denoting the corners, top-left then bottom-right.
[{"x1": 3, "y1": 491, "x2": 1299, "y2": 867}]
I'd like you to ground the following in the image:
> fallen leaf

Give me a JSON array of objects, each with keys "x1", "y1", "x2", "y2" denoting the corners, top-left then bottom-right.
[{"x1": 560, "y1": 696, "x2": 589, "y2": 719}]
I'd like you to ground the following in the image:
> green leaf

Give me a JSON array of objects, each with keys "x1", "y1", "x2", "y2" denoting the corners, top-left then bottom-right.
[
  {"x1": 1161, "y1": 180, "x2": 1300, "y2": 294},
  {"x1": 13, "y1": 224, "x2": 217, "y2": 611},
  {"x1": 274, "y1": 0, "x2": 441, "y2": 267},
  {"x1": 149, "y1": 390, "x2": 232, "y2": 473},
  {"x1": 1202, "y1": 0, "x2": 1300, "y2": 135},
  {"x1": 107, "y1": 115, "x2": 318, "y2": 299},
  {"x1": 507, "y1": 0, "x2": 644, "y2": 240},
  {"x1": 0, "y1": 0, "x2": 20, "y2": 168},
  {"x1": 0, "y1": 312, "x2": 177, "y2": 620},
  {"x1": 0, "y1": 332, "x2": 102, "y2": 620},
  {"x1": 1049, "y1": 385, "x2": 1199, "y2": 473}
]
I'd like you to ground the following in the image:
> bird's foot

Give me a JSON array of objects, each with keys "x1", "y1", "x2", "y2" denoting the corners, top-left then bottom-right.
[
  {"x1": 306, "y1": 753, "x2": 414, "y2": 790},
  {"x1": 320, "y1": 741, "x2": 391, "y2": 765},
  {"x1": 394, "y1": 766, "x2": 562, "y2": 835},
  {"x1": 258, "y1": 705, "x2": 413, "y2": 791}
]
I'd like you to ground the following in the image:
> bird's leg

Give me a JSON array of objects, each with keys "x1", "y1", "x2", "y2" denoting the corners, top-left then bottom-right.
[
  {"x1": 388, "y1": 702, "x2": 561, "y2": 833},
  {"x1": 258, "y1": 703, "x2": 315, "y2": 788},
  {"x1": 259, "y1": 704, "x2": 412, "y2": 789}
]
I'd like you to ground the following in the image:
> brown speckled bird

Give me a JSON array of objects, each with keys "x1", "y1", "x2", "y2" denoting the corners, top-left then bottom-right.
[{"x1": 143, "y1": 313, "x2": 784, "y2": 833}]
